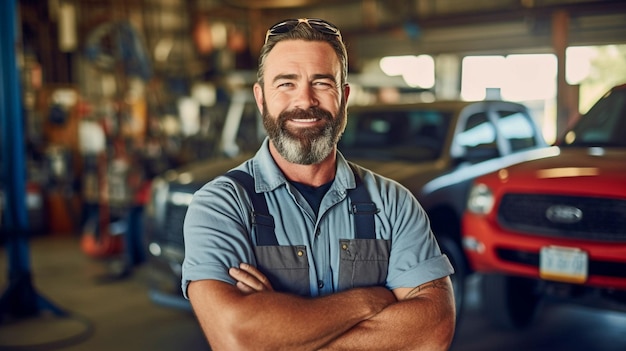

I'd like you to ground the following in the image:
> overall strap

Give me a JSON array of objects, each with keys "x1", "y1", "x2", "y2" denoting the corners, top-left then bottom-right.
[
  {"x1": 224, "y1": 170, "x2": 278, "y2": 246},
  {"x1": 224, "y1": 165, "x2": 378, "y2": 244},
  {"x1": 347, "y1": 163, "x2": 378, "y2": 240}
]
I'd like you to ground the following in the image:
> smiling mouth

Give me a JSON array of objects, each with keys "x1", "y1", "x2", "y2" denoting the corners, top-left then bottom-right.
[
  {"x1": 290, "y1": 118, "x2": 319, "y2": 123},
  {"x1": 288, "y1": 117, "x2": 320, "y2": 124}
]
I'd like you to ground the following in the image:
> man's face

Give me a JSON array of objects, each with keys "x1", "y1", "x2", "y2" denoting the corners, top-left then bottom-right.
[{"x1": 254, "y1": 40, "x2": 349, "y2": 165}]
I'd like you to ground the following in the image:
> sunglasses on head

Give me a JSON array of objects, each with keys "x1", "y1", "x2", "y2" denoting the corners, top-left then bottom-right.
[{"x1": 264, "y1": 18, "x2": 342, "y2": 44}]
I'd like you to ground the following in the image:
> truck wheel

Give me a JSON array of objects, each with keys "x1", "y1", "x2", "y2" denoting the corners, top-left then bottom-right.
[
  {"x1": 481, "y1": 274, "x2": 540, "y2": 330},
  {"x1": 438, "y1": 236, "x2": 467, "y2": 321}
]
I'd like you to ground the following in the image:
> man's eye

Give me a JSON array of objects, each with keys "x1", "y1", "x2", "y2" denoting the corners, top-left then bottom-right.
[{"x1": 313, "y1": 81, "x2": 334, "y2": 89}]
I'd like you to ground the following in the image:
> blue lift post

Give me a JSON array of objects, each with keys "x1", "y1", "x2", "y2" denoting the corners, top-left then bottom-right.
[{"x1": 0, "y1": 0, "x2": 66, "y2": 320}]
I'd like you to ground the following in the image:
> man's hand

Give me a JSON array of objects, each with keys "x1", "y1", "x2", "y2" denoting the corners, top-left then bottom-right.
[{"x1": 229, "y1": 263, "x2": 274, "y2": 294}]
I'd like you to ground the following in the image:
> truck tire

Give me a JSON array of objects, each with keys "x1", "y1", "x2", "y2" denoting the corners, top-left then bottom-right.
[{"x1": 481, "y1": 274, "x2": 541, "y2": 330}]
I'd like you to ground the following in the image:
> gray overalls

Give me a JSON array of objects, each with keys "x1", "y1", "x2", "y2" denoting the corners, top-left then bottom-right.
[{"x1": 225, "y1": 166, "x2": 391, "y2": 296}]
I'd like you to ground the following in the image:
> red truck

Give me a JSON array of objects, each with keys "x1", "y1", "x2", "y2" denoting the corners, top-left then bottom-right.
[{"x1": 462, "y1": 84, "x2": 626, "y2": 329}]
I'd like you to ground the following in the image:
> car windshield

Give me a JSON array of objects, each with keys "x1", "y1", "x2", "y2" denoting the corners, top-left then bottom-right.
[
  {"x1": 339, "y1": 109, "x2": 452, "y2": 162},
  {"x1": 563, "y1": 86, "x2": 626, "y2": 148}
]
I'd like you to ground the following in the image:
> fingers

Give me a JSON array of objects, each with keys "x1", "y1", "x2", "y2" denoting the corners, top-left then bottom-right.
[
  {"x1": 229, "y1": 263, "x2": 274, "y2": 293},
  {"x1": 235, "y1": 281, "x2": 256, "y2": 294},
  {"x1": 239, "y1": 263, "x2": 274, "y2": 290}
]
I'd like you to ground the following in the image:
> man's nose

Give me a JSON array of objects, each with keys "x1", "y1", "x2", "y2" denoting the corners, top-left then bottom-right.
[{"x1": 293, "y1": 85, "x2": 319, "y2": 109}]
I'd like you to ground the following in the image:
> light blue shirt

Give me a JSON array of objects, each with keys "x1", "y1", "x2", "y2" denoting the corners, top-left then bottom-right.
[{"x1": 182, "y1": 138, "x2": 453, "y2": 298}]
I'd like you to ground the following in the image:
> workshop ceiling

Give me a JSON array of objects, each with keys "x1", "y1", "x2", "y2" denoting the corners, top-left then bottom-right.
[
  {"x1": 18, "y1": 0, "x2": 626, "y2": 81},
  {"x1": 30, "y1": 0, "x2": 626, "y2": 58},
  {"x1": 203, "y1": 0, "x2": 626, "y2": 58}
]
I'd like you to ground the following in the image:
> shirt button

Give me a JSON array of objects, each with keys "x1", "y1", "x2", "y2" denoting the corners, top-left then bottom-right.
[
  {"x1": 315, "y1": 229, "x2": 321, "y2": 236},
  {"x1": 318, "y1": 280, "x2": 324, "y2": 289}
]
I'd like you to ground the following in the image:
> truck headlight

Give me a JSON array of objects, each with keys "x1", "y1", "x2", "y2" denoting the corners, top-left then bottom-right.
[
  {"x1": 146, "y1": 177, "x2": 168, "y2": 221},
  {"x1": 467, "y1": 183, "x2": 494, "y2": 215}
]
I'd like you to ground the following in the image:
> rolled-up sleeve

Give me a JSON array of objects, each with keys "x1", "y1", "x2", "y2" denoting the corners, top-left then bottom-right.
[
  {"x1": 372, "y1": 175, "x2": 454, "y2": 290},
  {"x1": 181, "y1": 180, "x2": 255, "y2": 299}
]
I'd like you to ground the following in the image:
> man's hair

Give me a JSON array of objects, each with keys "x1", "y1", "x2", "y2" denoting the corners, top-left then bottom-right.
[{"x1": 257, "y1": 23, "x2": 348, "y2": 87}]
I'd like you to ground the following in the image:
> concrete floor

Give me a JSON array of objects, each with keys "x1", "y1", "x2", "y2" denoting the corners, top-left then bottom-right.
[{"x1": 1, "y1": 235, "x2": 626, "y2": 351}]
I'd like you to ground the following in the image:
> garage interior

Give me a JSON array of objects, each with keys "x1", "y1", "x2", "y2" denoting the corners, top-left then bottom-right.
[{"x1": 2, "y1": 0, "x2": 626, "y2": 350}]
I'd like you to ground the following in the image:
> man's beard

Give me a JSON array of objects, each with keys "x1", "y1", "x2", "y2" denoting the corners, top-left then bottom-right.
[{"x1": 262, "y1": 100, "x2": 347, "y2": 165}]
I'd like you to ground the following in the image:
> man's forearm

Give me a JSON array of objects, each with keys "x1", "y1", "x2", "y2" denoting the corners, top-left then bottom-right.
[{"x1": 188, "y1": 280, "x2": 395, "y2": 351}]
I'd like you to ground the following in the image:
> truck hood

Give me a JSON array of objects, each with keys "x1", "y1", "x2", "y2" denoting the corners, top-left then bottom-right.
[
  {"x1": 345, "y1": 158, "x2": 444, "y2": 191},
  {"x1": 483, "y1": 147, "x2": 626, "y2": 197}
]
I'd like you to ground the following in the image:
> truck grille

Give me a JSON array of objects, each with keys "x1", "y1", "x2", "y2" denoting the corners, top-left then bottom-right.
[
  {"x1": 156, "y1": 184, "x2": 197, "y2": 246},
  {"x1": 163, "y1": 202, "x2": 189, "y2": 246},
  {"x1": 497, "y1": 194, "x2": 626, "y2": 242}
]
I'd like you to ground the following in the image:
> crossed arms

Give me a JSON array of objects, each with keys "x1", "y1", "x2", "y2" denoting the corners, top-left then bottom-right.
[{"x1": 187, "y1": 263, "x2": 456, "y2": 351}]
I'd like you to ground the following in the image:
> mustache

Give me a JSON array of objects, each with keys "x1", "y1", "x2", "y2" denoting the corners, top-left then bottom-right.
[{"x1": 277, "y1": 107, "x2": 333, "y2": 124}]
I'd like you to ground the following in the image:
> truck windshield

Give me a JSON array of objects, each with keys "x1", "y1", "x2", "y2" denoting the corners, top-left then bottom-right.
[
  {"x1": 339, "y1": 109, "x2": 452, "y2": 162},
  {"x1": 563, "y1": 86, "x2": 626, "y2": 148}
]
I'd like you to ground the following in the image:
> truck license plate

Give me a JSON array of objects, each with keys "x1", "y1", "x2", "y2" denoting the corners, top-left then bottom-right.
[{"x1": 539, "y1": 246, "x2": 588, "y2": 284}]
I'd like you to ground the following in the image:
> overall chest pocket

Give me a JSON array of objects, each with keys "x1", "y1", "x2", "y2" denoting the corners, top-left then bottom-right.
[
  {"x1": 254, "y1": 245, "x2": 310, "y2": 296},
  {"x1": 338, "y1": 239, "x2": 391, "y2": 291}
]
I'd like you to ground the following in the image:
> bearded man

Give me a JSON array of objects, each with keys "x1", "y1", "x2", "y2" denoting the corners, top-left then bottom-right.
[{"x1": 182, "y1": 18, "x2": 456, "y2": 351}]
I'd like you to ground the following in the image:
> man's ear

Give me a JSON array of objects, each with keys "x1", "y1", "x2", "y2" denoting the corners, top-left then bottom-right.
[
  {"x1": 253, "y1": 83, "x2": 264, "y2": 113},
  {"x1": 343, "y1": 83, "x2": 350, "y2": 102}
]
